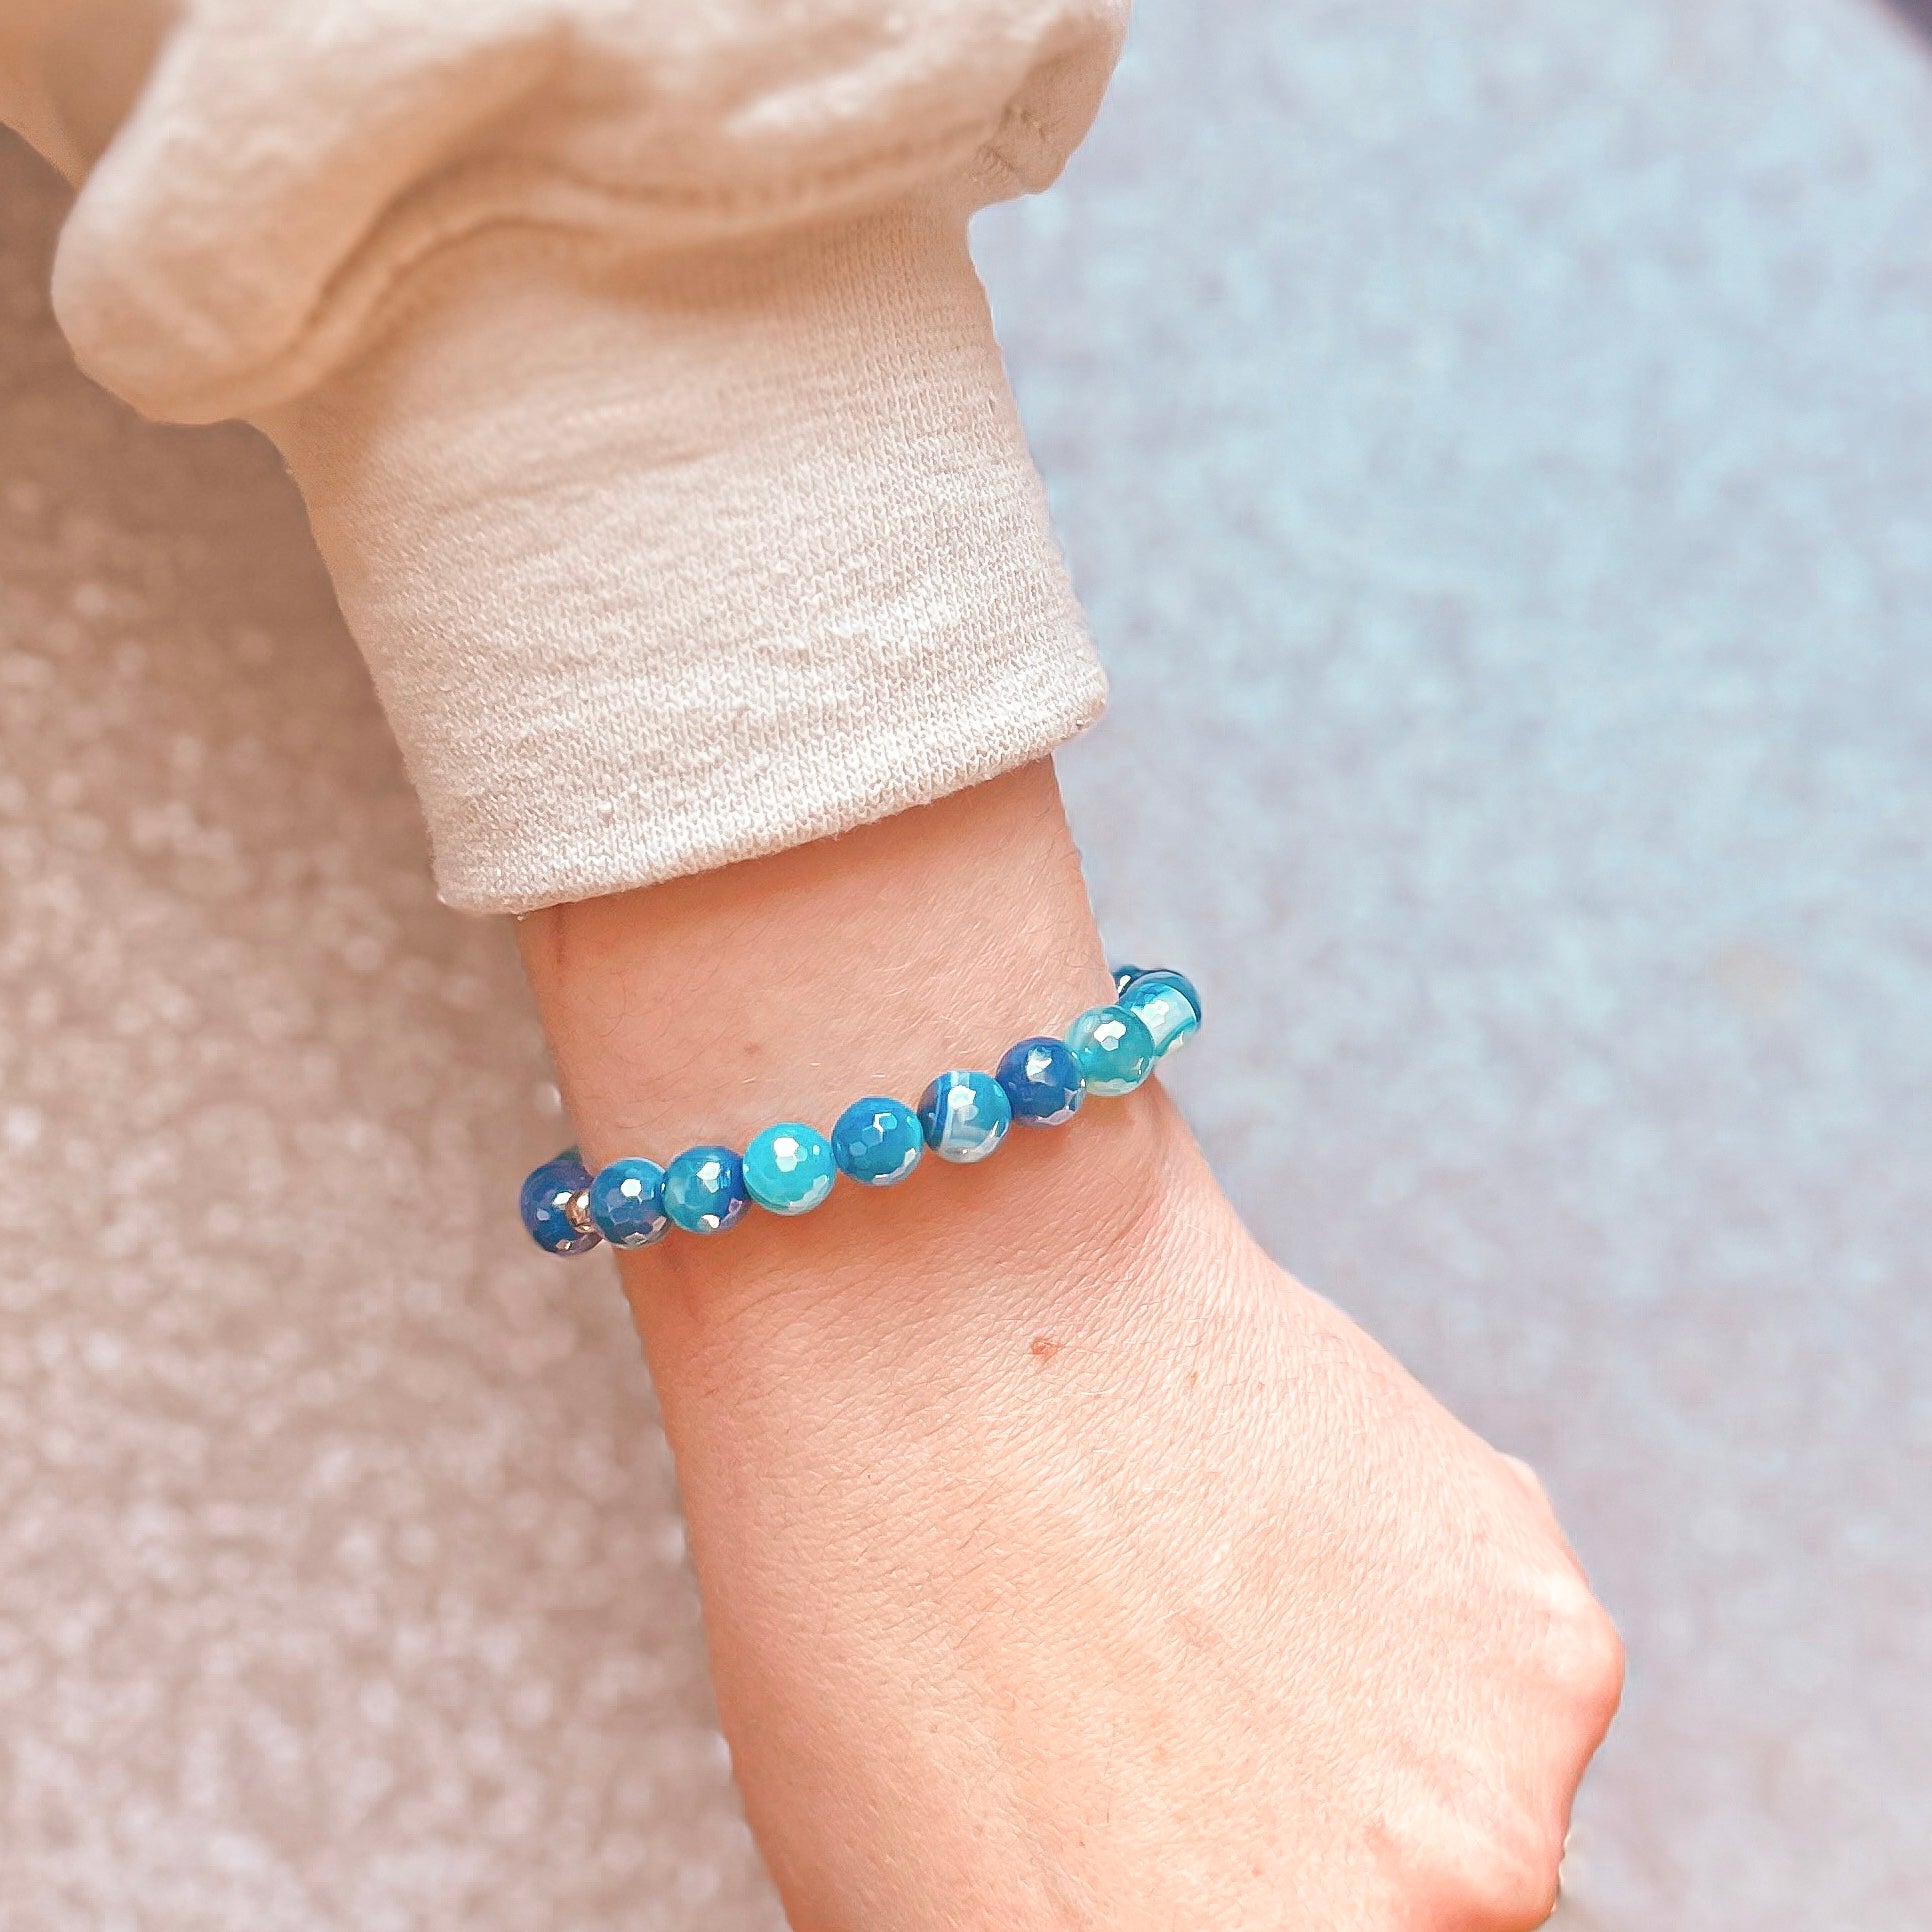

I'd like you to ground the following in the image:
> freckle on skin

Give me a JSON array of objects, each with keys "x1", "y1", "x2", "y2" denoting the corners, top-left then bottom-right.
[
  {"x1": 1173, "y1": 1608, "x2": 1221, "y2": 1654},
  {"x1": 1030, "y1": 1336, "x2": 1060, "y2": 1364}
]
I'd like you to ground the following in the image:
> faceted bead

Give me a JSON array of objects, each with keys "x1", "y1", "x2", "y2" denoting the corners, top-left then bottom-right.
[
  {"x1": 587, "y1": 1157, "x2": 669, "y2": 1248},
  {"x1": 662, "y1": 1145, "x2": 749, "y2": 1234},
  {"x1": 831, "y1": 1097, "x2": 925, "y2": 1186},
  {"x1": 1111, "y1": 962, "x2": 1145, "y2": 997},
  {"x1": 743, "y1": 1122, "x2": 837, "y2": 1215},
  {"x1": 1065, "y1": 1003, "x2": 1158, "y2": 1096},
  {"x1": 520, "y1": 1151, "x2": 602, "y2": 1255},
  {"x1": 995, "y1": 1035, "x2": 1086, "y2": 1126},
  {"x1": 917, "y1": 1068, "x2": 1013, "y2": 1164},
  {"x1": 1118, "y1": 968, "x2": 1202, "y2": 1057}
]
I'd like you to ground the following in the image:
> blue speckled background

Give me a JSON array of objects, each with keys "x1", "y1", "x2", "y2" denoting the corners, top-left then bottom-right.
[
  {"x1": 980, "y1": 0, "x2": 1932, "y2": 1922},
  {"x1": 0, "y1": 1, "x2": 1925, "y2": 1926}
]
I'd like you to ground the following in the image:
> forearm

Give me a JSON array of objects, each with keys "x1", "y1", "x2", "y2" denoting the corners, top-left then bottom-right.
[{"x1": 517, "y1": 761, "x2": 1226, "y2": 1926}]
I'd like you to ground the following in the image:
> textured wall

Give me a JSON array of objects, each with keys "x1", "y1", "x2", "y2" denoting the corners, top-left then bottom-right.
[
  {"x1": 0, "y1": 143, "x2": 783, "y2": 1932},
  {"x1": 983, "y1": 0, "x2": 1932, "y2": 1925},
  {"x1": 2, "y1": 0, "x2": 1928, "y2": 1925}
]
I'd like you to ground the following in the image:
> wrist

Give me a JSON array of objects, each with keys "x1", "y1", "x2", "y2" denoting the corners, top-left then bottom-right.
[{"x1": 516, "y1": 760, "x2": 1187, "y2": 1334}]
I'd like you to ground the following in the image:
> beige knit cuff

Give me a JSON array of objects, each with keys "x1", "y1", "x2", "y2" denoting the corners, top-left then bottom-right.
[{"x1": 257, "y1": 199, "x2": 1106, "y2": 914}]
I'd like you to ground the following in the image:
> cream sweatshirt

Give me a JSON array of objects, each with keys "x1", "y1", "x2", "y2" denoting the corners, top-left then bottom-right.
[{"x1": 0, "y1": 0, "x2": 1123, "y2": 911}]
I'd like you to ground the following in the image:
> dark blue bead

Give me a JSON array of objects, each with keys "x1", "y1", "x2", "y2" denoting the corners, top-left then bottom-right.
[
  {"x1": 831, "y1": 1097, "x2": 924, "y2": 1186},
  {"x1": 996, "y1": 1035, "x2": 1086, "y2": 1127},
  {"x1": 662, "y1": 1145, "x2": 749, "y2": 1235},
  {"x1": 588, "y1": 1157, "x2": 670, "y2": 1248},
  {"x1": 519, "y1": 1151, "x2": 601, "y2": 1255}
]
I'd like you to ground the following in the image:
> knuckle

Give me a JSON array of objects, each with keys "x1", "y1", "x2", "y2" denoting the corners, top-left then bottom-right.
[
  {"x1": 1499, "y1": 1452, "x2": 1553, "y2": 1514},
  {"x1": 1431, "y1": 1819, "x2": 1566, "y2": 1932},
  {"x1": 1538, "y1": 1569, "x2": 1626, "y2": 1719},
  {"x1": 1385, "y1": 1758, "x2": 1573, "y2": 1932}
]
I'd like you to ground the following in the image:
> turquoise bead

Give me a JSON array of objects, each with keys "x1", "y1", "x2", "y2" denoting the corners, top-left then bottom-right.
[
  {"x1": 587, "y1": 1157, "x2": 669, "y2": 1248},
  {"x1": 743, "y1": 1122, "x2": 837, "y2": 1215},
  {"x1": 917, "y1": 1069, "x2": 1013, "y2": 1163},
  {"x1": 1065, "y1": 1003, "x2": 1158, "y2": 1096},
  {"x1": 1119, "y1": 968, "x2": 1202, "y2": 1057},
  {"x1": 996, "y1": 1035, "x2": 1085, "y2": 1126},
  {"x1": 519, "y1": 1150, "x2": 601, "y2": 1254},
  {"x1": 1111, "y1": 962, "x2": 1145, "y2": 997},
  {"x1": 831, "y1": 1097, "x2": 924, "y2": 1186},
  {"x1": 662, "y1": 1145, "x2": 749, "y2": 1234}
]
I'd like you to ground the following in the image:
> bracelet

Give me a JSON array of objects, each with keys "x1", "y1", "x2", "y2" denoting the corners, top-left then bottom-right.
[{"x1": 519, "y1": 964, "x2": 1202, "y2": 1255}]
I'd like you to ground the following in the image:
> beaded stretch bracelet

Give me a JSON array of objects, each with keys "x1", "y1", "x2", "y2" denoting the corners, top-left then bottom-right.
[{"x1": 519, "y1": 965, "x2": 1201, "y2": 1255}]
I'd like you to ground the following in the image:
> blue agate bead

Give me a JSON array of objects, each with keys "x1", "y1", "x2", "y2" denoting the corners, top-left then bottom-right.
[
  {"x1": 917, "y1": 1069, "x2": 1013, "y2": 1164},
  {"x1": 996, "y1": 1035, "x2": 1086, "y2": 1126},
  {"x1": 831, "y1": 1097, "x2": 924, "y2": 1186},
  {"x1": 520, "y1": 1150, "x2": 601, "y2": 1255},
  {"x1": 587, "y1": 1157, "x2": 669, "y2": 1248},
  {"x1": 1111, "y1": 962, "x2": 1145, "y2": 997},
  {"x1": 743, "y1": 1122, "x2": 837, "y2": 1215},
  {"x1": 662, "y1": 1145, "x2": 749, "y2": 1234},
  {"x1": 1118, "y1": 968, "x2": 1202, "y2": 1057},
  {"x1": 1065, "y1": 1003, "x2": 1158, "y2": 1096}
]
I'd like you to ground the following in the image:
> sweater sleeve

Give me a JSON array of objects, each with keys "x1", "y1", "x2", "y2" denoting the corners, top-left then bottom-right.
[{"x1": 0, "y1": 0, "x2": 1125, "y2": 912}]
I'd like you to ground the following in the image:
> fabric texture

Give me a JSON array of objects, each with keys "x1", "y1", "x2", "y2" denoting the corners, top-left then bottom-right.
[{"x1": 0, "y1": 0, "x2": 1125, "y2": 910}]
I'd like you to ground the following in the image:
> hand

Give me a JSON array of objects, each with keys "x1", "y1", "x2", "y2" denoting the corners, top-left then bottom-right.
[{"x1": 520, "y1": 763, "x2": 1621, "y2": 1930}]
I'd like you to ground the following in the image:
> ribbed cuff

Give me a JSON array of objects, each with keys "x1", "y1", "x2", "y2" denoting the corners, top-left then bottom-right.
[{"x1": 257, "y1": 199, "x2": 1106, "y2": 914}]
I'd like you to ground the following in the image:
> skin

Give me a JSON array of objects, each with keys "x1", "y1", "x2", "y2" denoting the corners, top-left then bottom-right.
[{"x1": 518, "y1": 759, "x2": 1623, "y2": 1932}]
